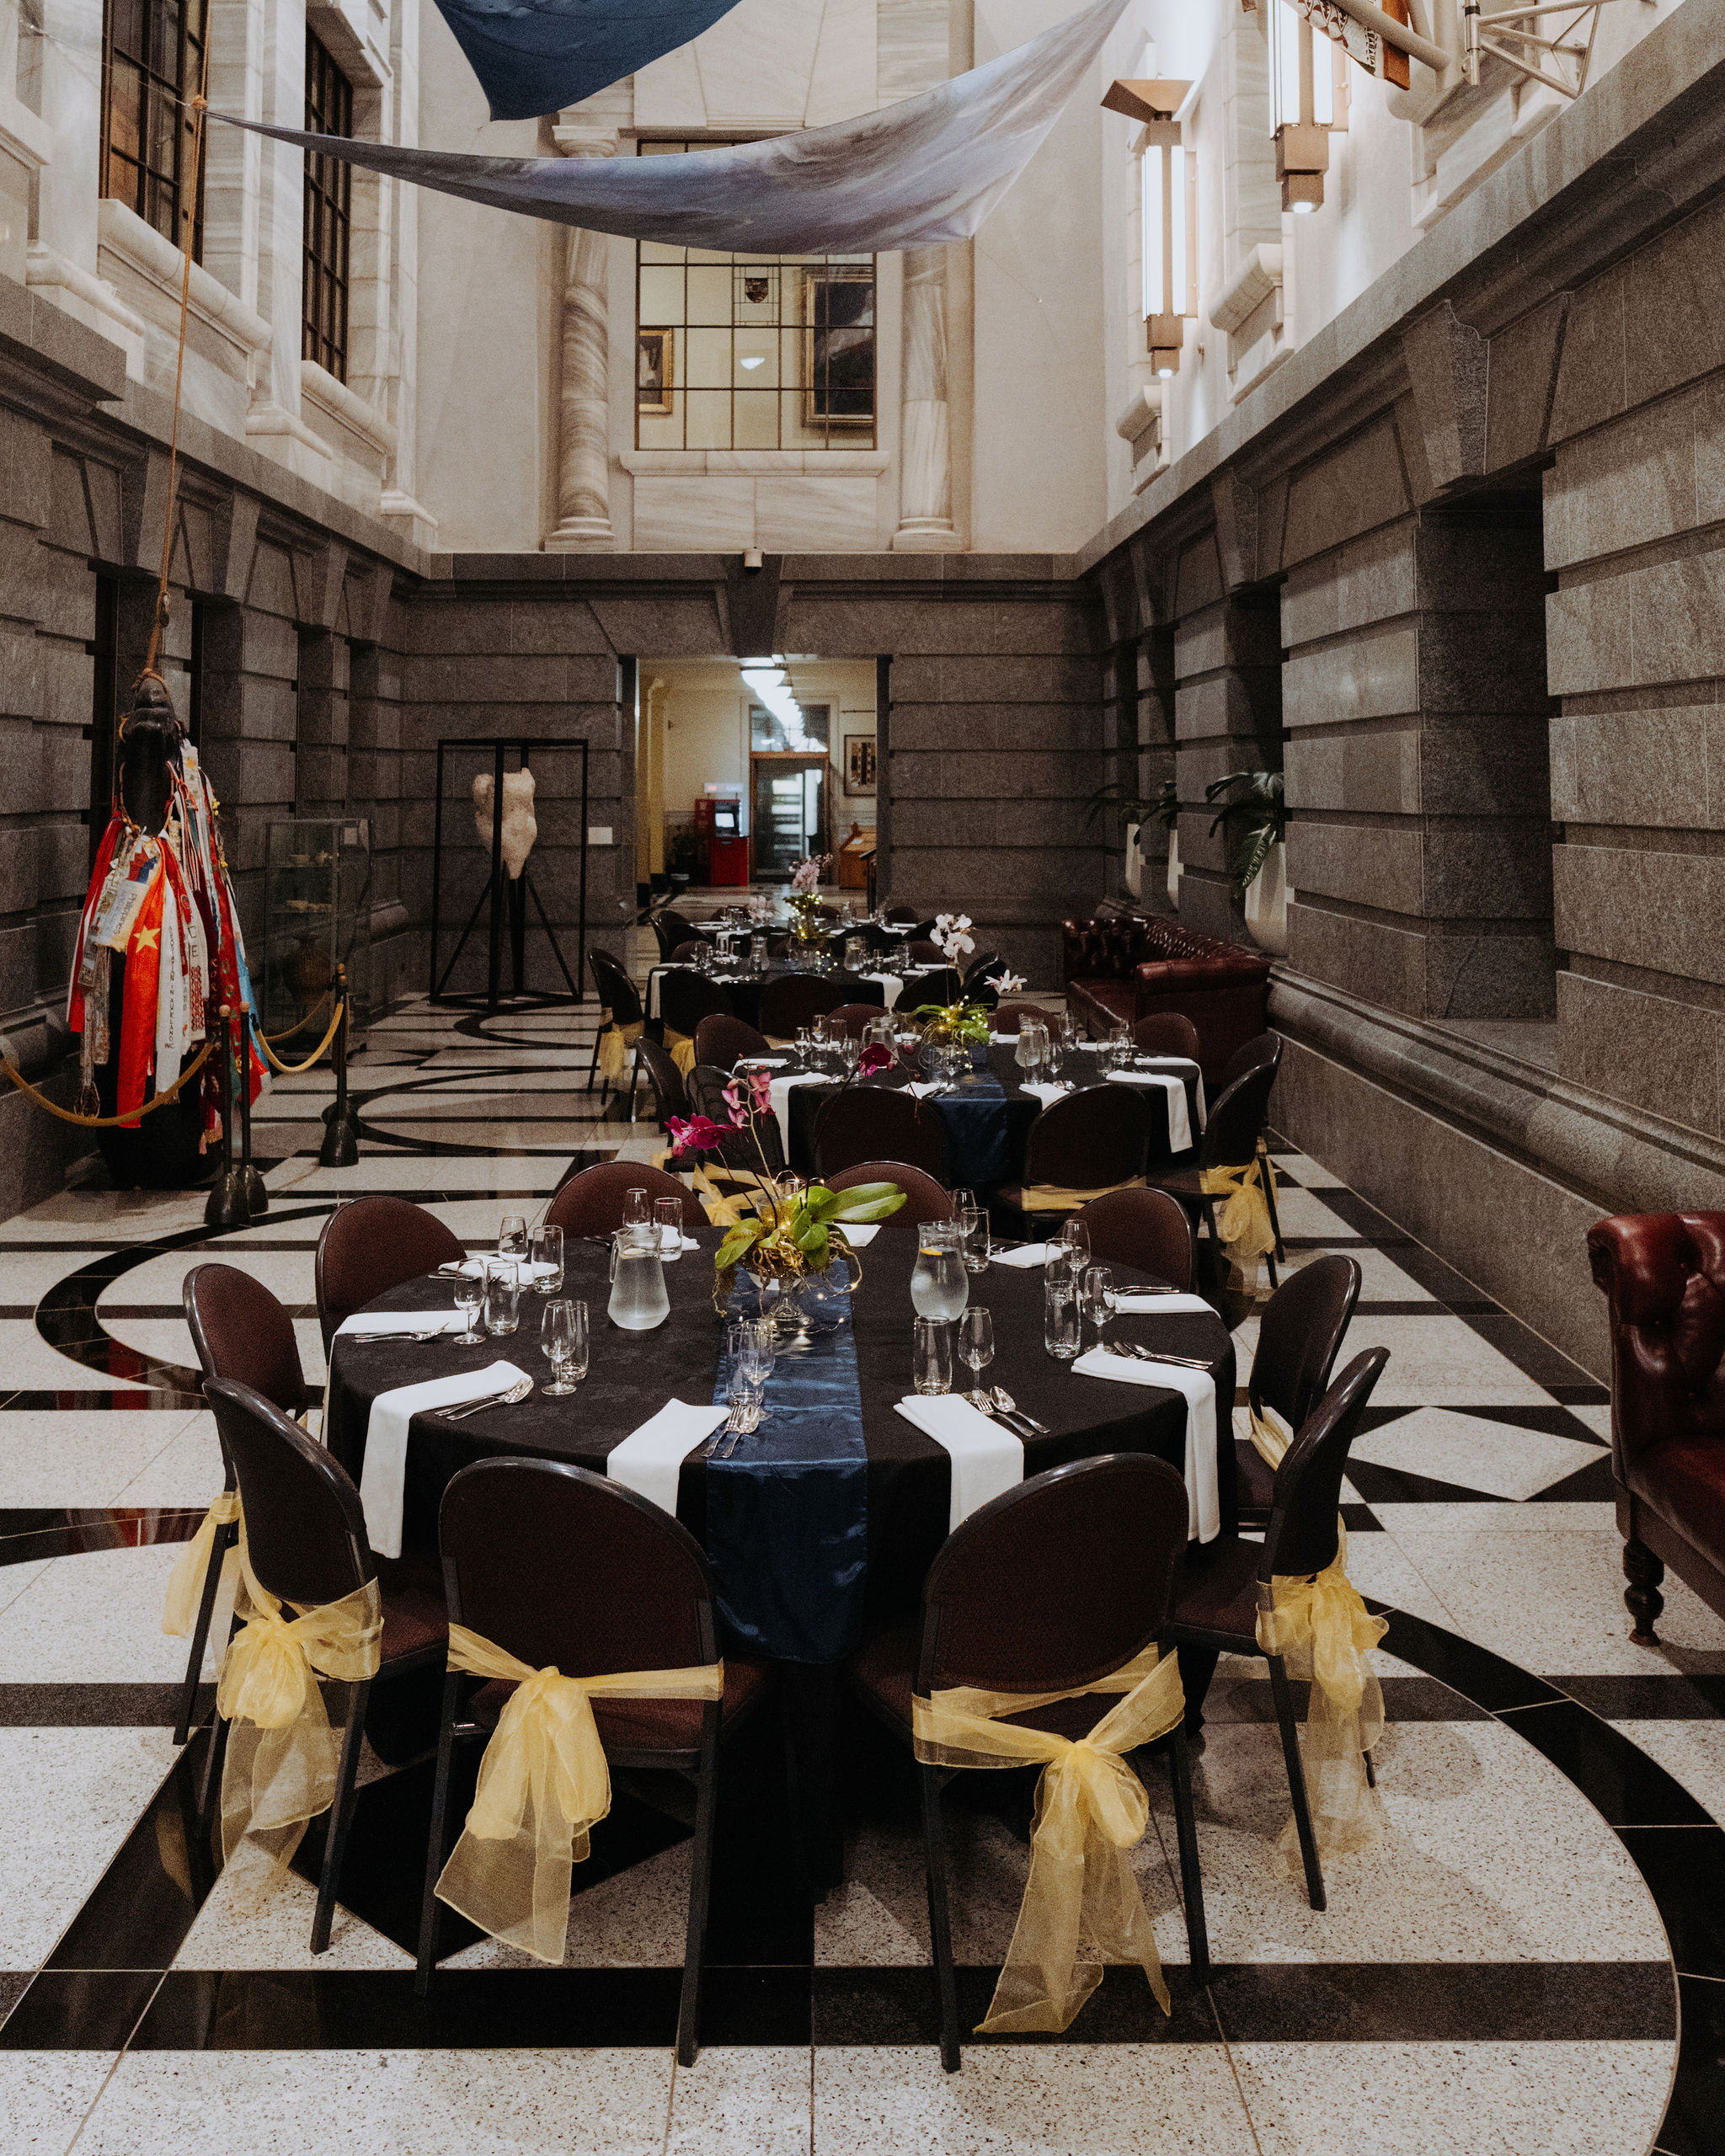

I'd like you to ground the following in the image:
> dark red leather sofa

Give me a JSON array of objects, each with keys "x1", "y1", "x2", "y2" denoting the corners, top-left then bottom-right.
[
  {"x1": 1587, "y1": 1212, "x2": 1725, "y2": 1641},
  {"x1": 1060, "y1": 914, "x2": 1271, "y2": 1086}
]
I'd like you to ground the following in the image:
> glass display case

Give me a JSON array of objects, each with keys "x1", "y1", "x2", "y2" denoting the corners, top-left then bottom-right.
[{"x1": 262, "y1": 819, "x2": 372, "y2": 1047}]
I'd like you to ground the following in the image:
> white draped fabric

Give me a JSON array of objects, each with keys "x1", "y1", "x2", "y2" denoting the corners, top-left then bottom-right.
[{"x1": 212, "y1": 0, "x2": 1131, "y2": 256}]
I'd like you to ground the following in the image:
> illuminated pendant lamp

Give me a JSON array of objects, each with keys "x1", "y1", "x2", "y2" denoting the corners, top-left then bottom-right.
[
  {"x1": 1104, "y1": 77, "x2": 1195, "y2": 378},
  {"x1": 1269, "y1": 0, "x2": 1334, "y2": 214}
]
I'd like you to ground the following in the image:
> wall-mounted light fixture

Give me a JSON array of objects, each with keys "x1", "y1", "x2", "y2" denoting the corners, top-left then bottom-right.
[
  {"x1": 1104, "y1": 78, "x2": 1196, "y2": 378},
  {"x1": 1268, "y1": 0, "x2": 1333, "y2": 213}
]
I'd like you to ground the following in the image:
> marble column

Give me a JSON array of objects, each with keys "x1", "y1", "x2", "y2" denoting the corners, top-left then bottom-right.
[
  {"x1": 892, "y1": 245, "x2": 962, "y2": 553},
  {"x1": 545, "y1": 131, "x2": 617, "y2": 553}
]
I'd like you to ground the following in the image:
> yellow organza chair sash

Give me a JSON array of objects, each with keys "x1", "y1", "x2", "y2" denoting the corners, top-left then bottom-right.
[
  {"x1": 1022, "y1": 1175, "x2": 1146, "y2": 1213},
  {"x1": 598, "y1": 1018, "x2": 644, "y2": 1084},
  {"x1": 667, "y1": 1028, "x2": 697, "y2": 1077},
  {"x1": 434, "y1": 1624, "x2": 724, "y2": 1964},
  {"x1": 690, "y1": 1162, "x2": 779, "y2": 1229},
  {"x1": 1200, "y1": 1160, "x2": 1277, "y2": 1263},
  {"x1": 216, "y1": 1575, "x2": 383, "y2": 1902},
  {"x1": 911, "y1": 1643, "x2": 1184, "y2": 2035},
  {"x1": 162, "y1": 1489, "x2": 243, "y2": 1638},
  {"x1": 1254, "y1": 1526, "x2": 1387, "y2": 1867},
  {"x1": 1247, "y1": 1402, "x2": 1293, "y2": 1471}
]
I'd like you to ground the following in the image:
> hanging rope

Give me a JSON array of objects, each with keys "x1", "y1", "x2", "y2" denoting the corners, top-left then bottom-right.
[
  {"x1": 262, "y1": 987, "x2": 335, "y2": 1046},
  {"x1": 1, "y1": 1041, "x2": 215, "y2": 1129},
  {"x1": 256, "y1": 999, "x2": 347, "y2": 1076}
]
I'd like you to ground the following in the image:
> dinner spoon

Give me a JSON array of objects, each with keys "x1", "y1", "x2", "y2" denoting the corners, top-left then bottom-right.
[
  {"x1": 989, "y1": 1386, "x2": 1045, "y2": 1435},
  {"x1": 438, "y1": 1374, "x2": 535, "y2": 1419}
]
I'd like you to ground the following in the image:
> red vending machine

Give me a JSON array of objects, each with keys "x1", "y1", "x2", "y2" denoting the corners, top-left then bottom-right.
[{"x1": 694, "y1": 791, "x2": 749, "y2": 885}]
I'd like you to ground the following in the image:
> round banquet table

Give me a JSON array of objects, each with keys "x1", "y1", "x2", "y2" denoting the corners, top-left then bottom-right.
[
  {"x1": 646, "y1": 958, "x2": 949, "y2": 1030},
  {"x1": 325, "y1": 1225, "x2": 1234, "y2": 1882}
]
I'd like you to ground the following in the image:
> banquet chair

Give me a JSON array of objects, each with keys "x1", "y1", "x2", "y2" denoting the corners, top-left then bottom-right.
[
  {"x1": 908, "y1": 967, "x2": 966, "y2": 1007},
  {"x1": 688, "y1": 1065, "x2": 787, "y2": 1178},
  {"x1": 1147, "y1": 1059, "x2": 1281, "y2": 1294},
  {"x1": 832, "y1": 921, "x2": 894, "y2": 958},
  {"x1": 416, "y1": 1459, "x2": 770, "y2": 2063},
  {"x1": 1217, "y1": 1032, "x2": 1287, "y2": 1262},
  {"x1": 670, "y1": 940, "x2": 708, "y2": 964},
  {"x1": 659, "y1": 972, "x2": 734, "y2": 1045},
  {"x1": 905, "y1": 940, "x2": 943, "y2": 968},
  {"x1": 991, "y1": 1086, "x2": 1152, "y2": 1241},
  {"x1": 201, "y1": 1378, "x2": 449, "y2": 1953},
  {"x1": 693, "y1": 1012, "x2": 772, "y2": 1068},
  {"x1": 173, "y1": 1264, "x2": 315, "y2": 1747},
  {"x1": 635, "y1": 1034, "x2": 691, "y2": 1128},
  {"x1": 846, "y1": 1454, "x2": 1207, "y2": 2072},
  {"x1": 757, "y1": 973, "x2": 858, "y2": 1036},
  {"x1": 587, "y1": 947, "x2": 646, "y2": 1111},
  {"x1": 1167, "y1": 1348, "x2": 1389, "y2": 1913},
  {"x1": 962, "y1": 949, "x2": 1007, "y2": 985},
  {"x1": 650, "y1": 909, "x2": 703, "y2": 962},
  {"x1": 814, "y1": 1086, "x2": 945, "y2": 1180},
  {"x1": 884, "y1": 905, "x2": 922, "y2": 925},
  {"x1": 826, "y1": 1161, "x2": 952, "y2": 1225},
  {"x1": 990, "y1": 1001, "x2": 1050, "y2": 1036},
  {"x1": 316, "y1": 1197, "x2": 466, "y2": 1353},
  {"x1": 1133, "y1": 1012, "x2": 1202, "y2": 1062},
  {"x1": 1235, "y1": 1255, "x2": 1362, "y2": 1524},
  {"x1": 1073, "y1": 1188, "x2": 1196, "y2": 1291},
  {"x1": 824, "y1": 1002, "x2": 892, "y2": 1038},
  {"x1": 544, "y1": 1159, "x2": 692, "y2": 1238}
]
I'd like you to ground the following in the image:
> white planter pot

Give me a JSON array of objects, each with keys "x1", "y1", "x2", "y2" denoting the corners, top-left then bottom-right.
[
  {"x1": 1243, "y1": 840, "x2": 1290, "y2": 957},
  {"x1": 1165, "y1": 826, "x2": 1183, "y2": 909},
  {"x1": 1124, "y1": 821, "x2": 1144, "y2": 899}
]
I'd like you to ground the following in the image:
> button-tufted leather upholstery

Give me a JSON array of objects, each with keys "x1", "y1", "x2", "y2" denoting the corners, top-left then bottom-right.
[
  {"x1": 1588, "y1": 1211, "x2": 1725, "y2": 1634},
  {"x1": 1060, "y1": 915, "x2": 1271, "y2": 1084}
]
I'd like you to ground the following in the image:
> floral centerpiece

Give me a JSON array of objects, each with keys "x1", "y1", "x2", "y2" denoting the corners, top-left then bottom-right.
[
  {"x1": 668, "y1": 1055, "x2": 905, "y2": 1321},
  {"x1": 786, "y1": 853, "x2": 832, "y2": 947},
  {"x1": 912, "y1": 912, "x2": 991, "y2": 1053}
]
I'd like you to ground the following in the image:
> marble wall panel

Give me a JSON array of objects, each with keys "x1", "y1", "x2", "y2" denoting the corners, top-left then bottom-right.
[
  {"x1": 755, "y1": 478, "x2": 882, "y2": 554},
  {"x1": 1283, "y1": 622, "x2": 1421, "y2": 728},
  {"x1": 1545, "y1": 386, "x2": 1704, "y2": 571},
  {"x1": 1287, "y1": 899, "x2": 1428, "y2": 1015},
  {"x1": 1549, "y1": 699, "x2": 1716, "y2": 827},
  {"x1": 1557, "y1": 969, "x2": 1723, "y2": 1138},
  {"x1": 1284, "y1": 728, "x2": 1423, "y2": 817},
  {"x1": 1288, "y1": 820, "x2": 1425, "y2": 915}
]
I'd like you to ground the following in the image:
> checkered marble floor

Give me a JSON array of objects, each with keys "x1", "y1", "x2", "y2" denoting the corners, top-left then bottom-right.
[{"x1": 0, "y1": 999, "x2": 1712, "y2": 2155}]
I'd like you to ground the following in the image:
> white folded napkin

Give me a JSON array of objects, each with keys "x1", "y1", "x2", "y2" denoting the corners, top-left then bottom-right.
[
  {"x1": 1104, "y1": 1070, "x2": 1194, "y2": 1151},
  {"x1": 336, "y1": 1309, "x2": 467, "y2": 1338},
  {"x1": 863, "y1": 973, "x2": 905, "y2": 1010},
  {"x1": 606, "y1": 1399, "x2": 730, "y2": 1514},
  {"x1": 838, "y1": 1222, "x2": 881, "y2": 1247},
  {"x1": 1113, "y1": 1292, "x2": 1214, "y2": 1316},
  {"x1": 990, "y1": 1030, "x2": 1018, "y2": 1043},
  {"x1": 442, "y1": 1257, "x2": 561, "y2": 1285},
  {"x1": 769, "y1": 1072, "x2": 836, "y2": 1152},
  {"x1": 1071, "y1": 1348, "x2": 1219, "y2": 1542},
  {"x1": 1021, "y1": 1081, "x2": 1072, "y2": 1107},
  {"x1": 994, "y1": 1242, "x2": 1053, "y2": 1268},
  {"x1": 905, "y1": 1081, "x2": 943, "y2": 1100},
  {"x1": 895, "y1": 1394, "x2": 1023, "y2": 1529},
  {"x1": 361, "y1": 1360, "x2": 526, "y2": 1560},
  {"x1": 735, "y1": 1055, "x2": 790, "y2": 1069}
]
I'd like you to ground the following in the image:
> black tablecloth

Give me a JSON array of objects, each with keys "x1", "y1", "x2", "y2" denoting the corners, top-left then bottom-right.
[
  {"x1": 325, "y1": 1226, "x2": 1236, "y2": 1646},
  {"x1": 779, "y1": 1044, "x2": 1204, "y2": 1190},
  {"x1": 649, "y1": 960, "x2": 946, "y2": 1033}
]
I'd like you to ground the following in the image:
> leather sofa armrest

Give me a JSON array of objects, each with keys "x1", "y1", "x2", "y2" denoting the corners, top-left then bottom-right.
[{"x1": 1588, "y1": 1212, "x2": 1725, "y2": 1475}]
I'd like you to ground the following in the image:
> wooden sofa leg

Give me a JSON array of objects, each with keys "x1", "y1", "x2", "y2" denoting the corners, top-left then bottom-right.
[{"x1": 1623, "y1": 1539, "x2": 1665, "y2": 1645}]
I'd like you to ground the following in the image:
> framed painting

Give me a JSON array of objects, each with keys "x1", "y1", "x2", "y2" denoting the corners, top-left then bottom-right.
[
  {"x1": 800, "y1": 269, "x2": 876, "y2": 431},
  {"x1": 844, "y1": 733, "x2": 877, "y2": 798},
  {"x1": 637, "y1": 328, "x2": 675, "y2": 416}
]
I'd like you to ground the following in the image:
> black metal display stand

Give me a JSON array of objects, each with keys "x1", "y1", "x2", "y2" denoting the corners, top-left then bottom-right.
[{"x1": 429, "y1": 739, "x2": 589, "y2": 1011}]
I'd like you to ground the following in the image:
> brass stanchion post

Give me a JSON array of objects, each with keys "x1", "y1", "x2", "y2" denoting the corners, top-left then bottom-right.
[
  {"x1": 318, "y1": 966, "x2": 362, "y2": 1167},
  {"x1": 204, "y1": 1006, "x2": 250, "y2": 1228},
  {"x1": 238, "y1": 1000, "x2": 267, "y2": 1216}
]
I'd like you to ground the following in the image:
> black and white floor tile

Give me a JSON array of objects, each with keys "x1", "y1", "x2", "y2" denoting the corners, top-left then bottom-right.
[{"x1": 0, "y1": 997, "x2": 1714, "y2": 2153}]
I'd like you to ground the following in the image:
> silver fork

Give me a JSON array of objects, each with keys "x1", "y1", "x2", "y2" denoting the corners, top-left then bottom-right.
[
  {"x1": 702, "y1": 1405, "x2": 745, "y2": 1459},
  {"x1": 1117, "y1": 1343, "x2": 1214, "y2": 1371}
]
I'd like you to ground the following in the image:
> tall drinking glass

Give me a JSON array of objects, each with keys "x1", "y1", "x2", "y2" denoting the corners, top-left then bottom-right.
[
  {"x1": 1044, "y1": 1278, "x2": 1081, "y2": 1361},
  {"x1": 654, "y1": 1196, "x2": 685, "y2": 1261},
  {"x1": 913, "y1": 1317, "x2": 954, "y2": 1396},
  {"x1": 623, "y1": 1187, "x2": 651, "y2": 1231},
  {"x1": 499, "y1": 1214, "x2": 527, "y2": 1262},
  {"x1": 484, "y1": 1258, "x2": 521, "y2": 1337},
  {"x1": 1081, "y1": 1264, "x2": 1115, "y2": 1343},
  {"x1": 958, "y1": 1203, "x2": 989, "y2": 1275},
  {"x1": 530, "y1": 1224, "x2": 563, "y2": 1293},
  {"x1": 540, "y1": 1299, "x2": 578, "y2": 1394}
]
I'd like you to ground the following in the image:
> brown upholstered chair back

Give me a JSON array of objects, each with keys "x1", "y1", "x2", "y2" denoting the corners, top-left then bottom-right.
[
  {"x1": 1259, "y1": 1349, "x2": 1389, "y2": 1582},
  {"x1": 670, "y1": 941, "x2": 708, "y2": 964},
  {"x1": 651, "y1": 910, "x2": 702, "y2": 961},
  {"x1": 588, "y1": 947, "x2": 643, "y2": 1027},
  {"x1": 1588, "y1": 1213, "x2": 1725, "y2": 1473},
  {"x1": 905, "y1": 940, "x2": 943, "y2": 967},
  {"x1": 1199, "y1": 1060, "x2": 1279, "y2": 1174},
  {"x1": 884, "y1": 905, "x2": 921, "y2": 925},
  {"x1": 316, "y1": 1197, "x2": 466, "y2": 1350},
  {"x1": 692, "y1": 1013, "x2": 771, "y2": 1066},
  {"x1": 757, "y1": 974, "x2": 852, "y2": 1035},
  {"x1": 1023, "y1": 1085, "x2": 1151, "y2": 1191},
  {"x1": 636, "y1": 1034, "x2": 690, "y2": 1123},
  {"x1": 204, "y1": 1377, "x2": 372, "y2": 1609},
  {"x1": 1251, "y1": 1255, "x2": 1361, "y2": 1435},
  {"x1": 919, "y1": 1454, "x2": 1189, "y2": 1694},
  {"x1": 1073, "y1": 1188, "x2": 1195, "y2": 1289},
  {"x1": 544, "y1": 1160, "x2": 692, "y2": 1237},
  {"x1": 908, "y1": 966, "x2": 965, "y2": 1006},
  {"x1": 825, "y1": 1161, "x2": 951, "y2": 1224},
  {"x1": 825, "y1": 1002, "x2": 890, "y2": 1038},
  {"x1": 688, "y1": 1066, "x2": 786, "y2": 1175},
  {"x1": 184, "y1": 1263, "x2": 309, "y2": 1419},
  {"x1": 815, "y1": 1089, "x2": 944, "y2": 1180},
  {"x1": 991, "y1": 1002, "x2": 1048, "y2": 1035},
  {"x1": 660, "y1": 973, "x2": 734, "y2": 1039},
  {"x1": 1220, "y1": 1030, "x2": 1284, "y2": 1091},
  {"x1": 440, "y1": 1459, "x2": 715, "y2": 1677},
  {"x1": 1132, "y1": 1012, "x2": 1201, "y2": 1061}
]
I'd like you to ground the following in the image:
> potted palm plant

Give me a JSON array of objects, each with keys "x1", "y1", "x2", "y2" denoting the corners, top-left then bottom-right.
[
  {"x1": 1084, "y1": 777, "x2": 1178, "y2": 905},
  {"x1": 1204, "y1": 769, "x2": 1290, "y2": 956}
]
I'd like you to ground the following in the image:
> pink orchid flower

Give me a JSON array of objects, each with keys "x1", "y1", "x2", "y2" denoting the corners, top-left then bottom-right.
[
  {"x1": 666, "y1": 1113, "x2": 734, "y2": 1157},
  {"x1": 858, "y1": 1043, "x2": 893, "y2": 1076}
]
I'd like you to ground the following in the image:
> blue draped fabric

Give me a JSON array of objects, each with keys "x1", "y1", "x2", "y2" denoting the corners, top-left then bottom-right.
[
  {"x1": 928, "y1": 1057, "x2": 1019, "y2": 1191},
  {"x1": 430, "y1": 0, "x2": 743, "y2": 124},
  {"x1": 706, "y1": 1292, "x2": 868, "y2": 1664}
]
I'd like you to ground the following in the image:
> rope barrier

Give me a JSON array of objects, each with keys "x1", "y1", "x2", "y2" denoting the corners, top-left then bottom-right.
[
  {"x1": 257, "y1": 999, "x2": 347, "y2": 1077},
  {"x1": 262, "y1": 988, "x2": 334, "y2": 1046},
  {"x1": 0, "y1": 1040, "x2": 216, "y2": 1129}
]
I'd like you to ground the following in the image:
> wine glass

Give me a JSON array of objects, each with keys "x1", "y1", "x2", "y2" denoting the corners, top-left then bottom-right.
[
  {"x1": 452, "y1": 1268, "x2": 484, "y2": 1345},
  {"x1": 1081, "y1": 1264, "x2": 1115, "y2": 1344},
  {"x1": 498, "y1": 1213, "x2": 527, "y2": 1262},
  {"x1": 959, "y1": 1306, "x2": 995, "y2": 1404},
  {"x1": 541, "y1": 1299, "x2": 579, "y2": 1395},
  {"x1": 1060, "y1": 1217, "x2": 1091, "y2": 1270}
]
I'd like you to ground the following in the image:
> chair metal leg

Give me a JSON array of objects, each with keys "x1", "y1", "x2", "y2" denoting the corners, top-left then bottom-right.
[
  {"x1": 1364, "y1": 1750, "x2": 1376, "y2": 1790},
  {"x1": 173, "y1": 1514, "x2": 237, "y2": 1747},
  {"x1": 919, "y1": 1763, "x2": 963, "y2": 2073},
  {"x1": 415, "y1": 1671, "x2": 465, "y2": 1995},
  {"x1": 628, "y1": 1043, "x2": 643, "y2": 1125},
  {"x1": 676, "y1": 1727, "x2": 722, "y2": 2068},
  {"x1": 1258, "y1": 1139, "x2": 1286, "y2": 1262},
  {"x1": 311, "y1": 1676, "x2": 371, "y2": 1955},
  {"x1": 195, "y1": 1603, "x2": 246, "y2": 1836},
  {"x1": 1167, "y1": 1722, "x2": 1210, "y2": 1983},
  {"x1": 1266, "y1": 1655, "x2": 1325, "y2": 1912},
  {"x1": 586, "y1": 1024, "x2": 603, "y2": 1096}
]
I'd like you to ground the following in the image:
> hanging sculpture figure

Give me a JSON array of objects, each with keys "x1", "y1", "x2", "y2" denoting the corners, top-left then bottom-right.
[
  {"x1": 67, "y1": 673, "x2": 267, "y2": 1188},
  {"x1": 472, "y1": 767, "x2": 539, "y2": 879}
]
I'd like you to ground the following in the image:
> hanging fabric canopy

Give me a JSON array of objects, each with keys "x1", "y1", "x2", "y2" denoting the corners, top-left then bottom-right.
[
  {"x1": 213, "y1": 0, "x2": 1131, "y2": 256},
  {"x1": 430, "y1": 0, "x2": 744, "y2": 126}
]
